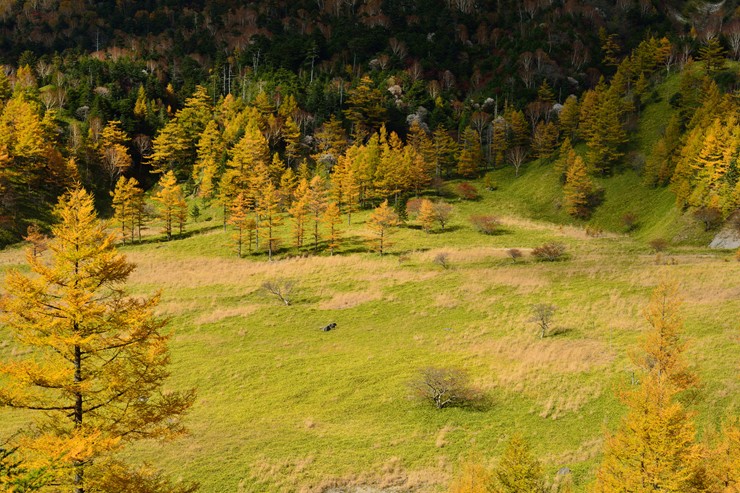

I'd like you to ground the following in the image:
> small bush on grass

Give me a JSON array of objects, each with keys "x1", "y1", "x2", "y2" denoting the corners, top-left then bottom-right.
[
  {"x1": 482, "y1": 173, "x2": 497, "y2": 191},
  {"x1": 693, "y1": 206, "x2": 722, "y2": 231},
  {"x1": 507, "y1": 248, "x2": 523, "y2": 262},
  {"x1": 531, "y1": 242, "x2": 566, "y2": 261},
  {"x1": 409, "y1": 367, "x2": 479, "y2": 409},
  {"x1": 621, "y1": 212, "x2": 638, "y2": 232},
  {"x1": 529, "y1": 303, "x2": 557, "y2": 339},
  {"x1": 405, "y1": 197, "x2": 423, "y2": 218},
  {"x1": 470, "y1": 215, "x2": 501, "y2": 235},
  {"x1": 456, "y1": 182, "x2": 480, "y2": 200},
  {"x1": 649, "y1": 238, "x2": 668, "y2": 252}
]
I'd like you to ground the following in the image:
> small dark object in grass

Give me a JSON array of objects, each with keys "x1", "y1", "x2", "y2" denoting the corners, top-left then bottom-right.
[{"x1": 321, "y1": 322, "x2": 337, "y2": 332}]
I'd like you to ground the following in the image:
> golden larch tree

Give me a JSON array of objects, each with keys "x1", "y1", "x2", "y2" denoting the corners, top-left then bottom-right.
[
  {"x1": 305, "y1": 176, "x2": 328, "y2": 253},
  {"x1": 148, "y1": 121, "x2": 188, "y2": 176},
  {"x1": 449, "y1": 460, "x2": 493, "y2": 493},
  {"x1": 282, "y1": 117, "x2": 302, "y2": 165},
  {"x1": 228, "y1": 191, "x2": 252, "y2": 257},
  {"x1": 289, "y1": 179, "x2": 309, "y2": 249},
  {"x1": 593, "y1": 281, "x2": 704, "y2": 493},
  {"x1": 494, "y1": 434, "x2": 546, "y2": 492},
  {"x1": 367, "y1": 199, "x2": 399, "y2": 255},
  {"x1": 110, "y1": 176, "x2": 142, "y2": 245},
  {"x1": 99, "y1": 120, "x2": 131, "y2": 187},
  {"x1": 257, "y1": 180, "x2": 283, "y2": 260},
  {"x1": 192, "y1": 120, "x2": 223, "y2": 201},
  {"x1": 133, "y1": 85, "x2": 148, "y2": 119},
  {"x1": 457, "y1": 128, "x2": 482, "y2": 178},
  {"x1": 279, "y1": 167, "x2": 298, "y2": 207},
  {"x1": 433, "y1": 126, "x2": 458, "y2": 178},
  {"x1": 322, "y1": 201, "x2": 342, "y2": 255},
  {"x1": 0, "y1": 187, "x2": 195, "y2": 493},
  {"x1": 417, "y1": 198, "x2": 436, "y2": 233},
  {"x1": 563, "y1": 155, "x2": 594, "y2": 218},
  {"x1": 153, "y1": 171, "x2": 187, "y2": 241}
]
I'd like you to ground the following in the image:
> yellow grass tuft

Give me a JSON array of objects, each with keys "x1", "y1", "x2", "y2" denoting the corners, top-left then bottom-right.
[
  {"x1": 195, "y1": 305, "x2": 259, "y2": 325},
  {"x1": 319, "y1": 289, "x2": 383, "y2": 310}
]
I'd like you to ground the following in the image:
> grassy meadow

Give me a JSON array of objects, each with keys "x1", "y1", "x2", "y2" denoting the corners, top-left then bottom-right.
[{"x1": 1, "y1": 167, "x2": 738, "y2": 492}]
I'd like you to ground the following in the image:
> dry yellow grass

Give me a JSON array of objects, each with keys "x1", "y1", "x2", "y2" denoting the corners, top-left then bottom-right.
[
  {"x1": 498, "y1": 216, "x2": 621, "y2": 240},
  {"x1": 435, "y1": 423, "x2": 454, "y2": 448},
  {"x1": 318, "y1": 289, "x2": 383, "y2": 310},
  {"x1": 546, "y1": 437, "x2": 604, "y2": 464},
  {"x1": 126, "y1": 251, "x2": 380, "y2": 289},
  {"x1": 475, "y1": 337, "x2": 613, "y2": 379},
  {"x1": 194, "y1": 305, "x2": 259, "y2": 325},
  {"x1": 434, "y1": 292, "x2": 461, "y2": 309}
]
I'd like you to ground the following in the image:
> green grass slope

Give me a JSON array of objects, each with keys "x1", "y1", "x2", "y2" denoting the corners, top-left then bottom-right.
[
  {"x1": 0, "y1": 72, "x2": 736, "y2": 493},
  {"x1": 1, "y1": 189, "x2": 737, "y2": 492},
  {"x1": 481, "y1": 70, "x2": 716, "y2": 247}
]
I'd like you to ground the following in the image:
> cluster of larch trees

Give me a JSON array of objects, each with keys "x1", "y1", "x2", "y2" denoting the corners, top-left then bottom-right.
[
  {"x1": 129, "y1": 32, "x2": 689, "y2": 245},
  {"x1": 103, "y1": 32, "x2": 740, "y2": 249},
  {"x1": 652, "y1": 72, "x2": 740, "y2": 219},
  {"x1": 543, "y1": 34, "x2": 739, "y2": 222}
]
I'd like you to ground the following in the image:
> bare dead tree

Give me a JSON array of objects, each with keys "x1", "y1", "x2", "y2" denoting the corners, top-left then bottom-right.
[
  {"x1": 725, "y1": 20, "x2": 740, "y2": 60},
  {"x1": 262, "y1": 279, "x2": 296, "y2": 306},
  {"x1": 530, "y1": 303, "x2": 557, "y2": 338},
  {"x1": 407, "y1": 60, "x2": 423, "y2": 82},
  {"x1": 518, "y1": 52, "x2": 535, "y2": 89},
  {"x1": 389, "y1": 37, "x2": 408, "y2": 60},
  {"x1": 506, "y1": 146, "x2": 529, "y2": 177},
  {"x1": 433, "y1": 252, "x2": 450, "y2": 269}
]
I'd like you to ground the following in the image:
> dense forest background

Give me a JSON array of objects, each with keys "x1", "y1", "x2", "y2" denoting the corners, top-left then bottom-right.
[{"x1": 0, "y1": 0, "x2": 739, "y2": 245}]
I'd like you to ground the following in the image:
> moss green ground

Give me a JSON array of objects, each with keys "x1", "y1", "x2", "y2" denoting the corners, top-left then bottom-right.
[
  {"x1": 0, "y1": 72, "x2": 738, "y2": 492},
  {"x1": 1, "y1": 172, "x2": 738, "y2": 492}
]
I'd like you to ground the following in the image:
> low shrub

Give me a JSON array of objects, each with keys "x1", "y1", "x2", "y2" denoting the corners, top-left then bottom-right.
[
  {"x1": 531, "y1": 242, "x2": 566, "y2": 261},
  {"x1": 405, "y1": 197, "x2": 423, "y2": 218},
  {"x1": 621, "y1": 212, "x2": 639, "y2": 232},
  {"x1": 693, "y1": 206, "x2": 722, "y2": 231},
  {"x1": 649, "y1": 238, "x2": 668, "y2": 253},
  {"x1": 456, "y1": 182, "x2": 480, "y2": 200},
  {"x1": 408, "y1": 367, "x2": 479, "y2": 409},
  {"x1": 470, "y1": 215, "x2": 501, "y2": 235},
  {"x1": 507, "y1": 248, "x2": 523, "y2": 262}
]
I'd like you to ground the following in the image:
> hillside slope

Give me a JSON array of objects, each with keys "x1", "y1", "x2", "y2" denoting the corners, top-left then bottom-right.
[{"x1": 1, "y1": 187, "x2": 736, "y2": 492}]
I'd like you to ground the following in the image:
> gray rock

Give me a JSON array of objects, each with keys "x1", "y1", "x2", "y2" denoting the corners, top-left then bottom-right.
[{"x1": 709, "y1": 229, "x2": 740, "y2": 249}]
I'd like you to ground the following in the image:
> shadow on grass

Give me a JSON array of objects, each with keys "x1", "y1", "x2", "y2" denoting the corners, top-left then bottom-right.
[
  {"x1": 546, "y1": 327, "x2": 574, "y2": 338},
  {"x1": 475, "y1": 228, "x2": 512, "y2": 236},
  {"x1": 123, "y1": 223, "x2": 224, "y2": 246}
]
